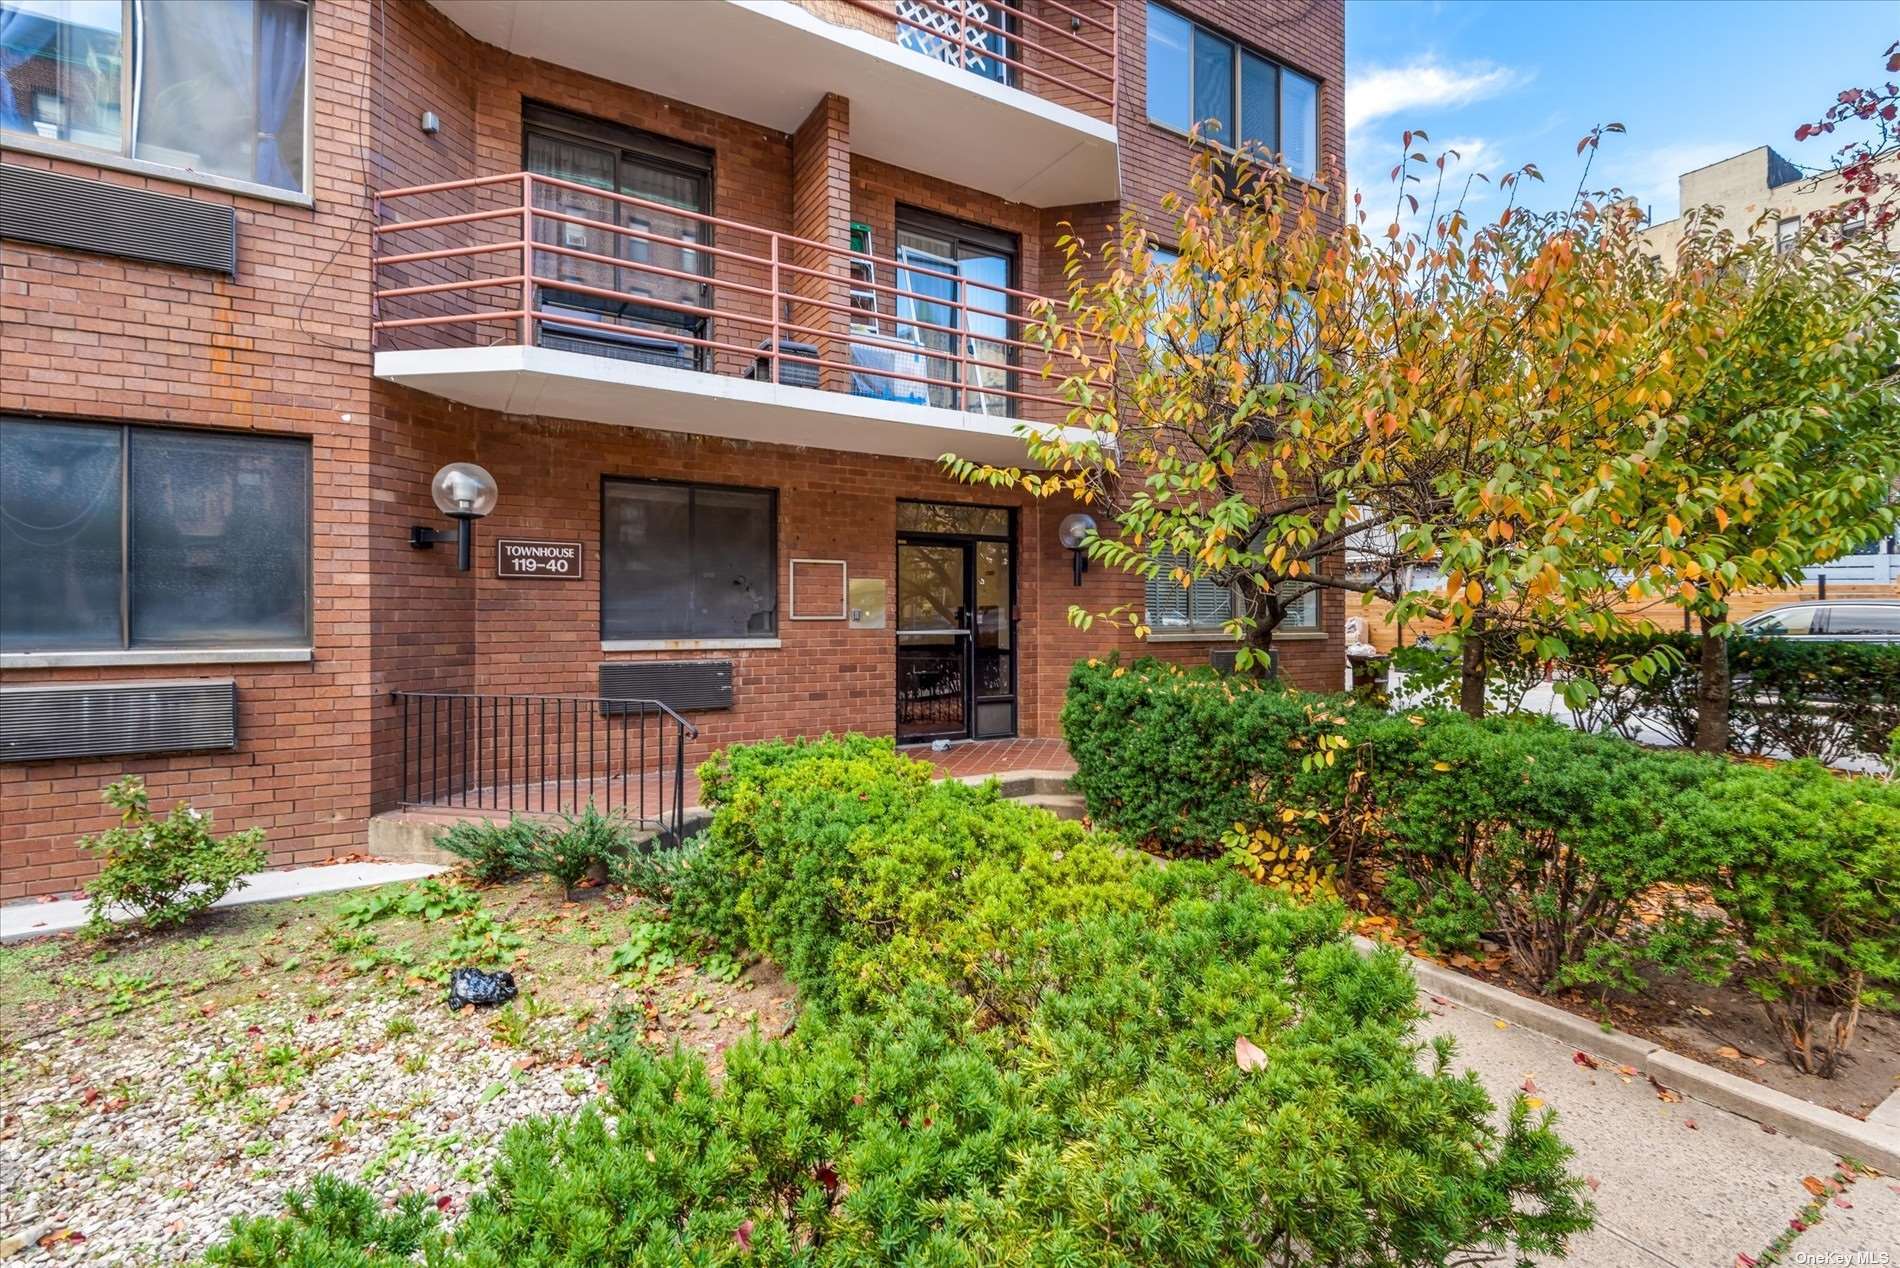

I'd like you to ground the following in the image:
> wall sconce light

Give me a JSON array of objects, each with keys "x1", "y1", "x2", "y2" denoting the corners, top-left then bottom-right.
[
  {"x1": 1058, "y1": 512, "x2": 1097, "y2": 586},
  {"x1": 419, "y1": 110, "x2": 441, "y2": 135},
  {"x1": 412, "y1": 462, "x2": 498, "y2": 571}
]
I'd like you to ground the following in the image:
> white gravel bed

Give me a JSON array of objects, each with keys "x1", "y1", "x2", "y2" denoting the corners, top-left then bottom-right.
[{"x1": 0, "y1": 992, "x2": 593, "y2": 1265}]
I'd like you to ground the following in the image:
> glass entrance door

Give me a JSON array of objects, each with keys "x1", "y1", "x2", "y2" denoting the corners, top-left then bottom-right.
[{"x1": 896, "y1": 502, "x2": 1016, "y2": 743}]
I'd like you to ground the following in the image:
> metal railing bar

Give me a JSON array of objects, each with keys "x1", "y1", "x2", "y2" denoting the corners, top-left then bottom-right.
[
  {"x1": 371, "y1": 204, "x2": 523, "y2": 235},
  {"x1": 375, "y1": 274, "x2": 527, "y2": 301},
  {"x1": 868, "y1": 0, "x2": 1116, "y2": 82}
]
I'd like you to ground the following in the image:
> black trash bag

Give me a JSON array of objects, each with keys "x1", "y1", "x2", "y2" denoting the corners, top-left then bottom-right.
[{"x1": 446, "y1": 967, "x2": 517, "y2": 1009}]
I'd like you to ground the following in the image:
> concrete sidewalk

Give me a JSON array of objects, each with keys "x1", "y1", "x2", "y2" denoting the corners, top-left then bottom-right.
[
  {"x1": 1424, "y1": 992, "x2": 1900, "y2": 1267},
  {"x1": 0, "y1": 861, "x2": 443, "y2": 942}
]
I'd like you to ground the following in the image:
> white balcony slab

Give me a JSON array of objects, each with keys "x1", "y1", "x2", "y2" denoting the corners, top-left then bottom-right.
[
  {"x1": 374, "y1": 344, "x2": 1091, "y2": 467},
  {"x1": 426, "y1": 0, "x2": 1118, "y2": 206}
]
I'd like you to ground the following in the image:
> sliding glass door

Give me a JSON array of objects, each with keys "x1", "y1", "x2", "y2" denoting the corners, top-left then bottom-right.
[
  {"x1": 893, "y1": 208, "x2": 1017, "y2": 416},
  {"x1": 524, "y1": 104, "x2": 712, "y2": 370}
]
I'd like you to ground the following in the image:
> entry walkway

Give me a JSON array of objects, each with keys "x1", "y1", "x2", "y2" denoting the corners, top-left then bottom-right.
[{"x1": 1423, "y1": 991, "x2": 1900, "y2": 1267}]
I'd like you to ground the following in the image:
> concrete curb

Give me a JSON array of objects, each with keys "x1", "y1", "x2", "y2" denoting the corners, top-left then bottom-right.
[{"x1": 1352, "y1": 935, "x2": 1900, "y2": 1173}]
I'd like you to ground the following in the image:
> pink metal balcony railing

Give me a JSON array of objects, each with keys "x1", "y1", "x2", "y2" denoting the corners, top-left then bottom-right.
[
  {"x1": 371, "y1": 172, "x2": 1099, "y2": 424},
  {"x1": 821, "y1": 0, "x2": 1119, "y2": 118}
]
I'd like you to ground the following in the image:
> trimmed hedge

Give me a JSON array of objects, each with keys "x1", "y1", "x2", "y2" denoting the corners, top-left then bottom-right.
[
  {"x1": 1066, "y1": 658, "x2": 1900, "y2": 1046},
  {"x1": 202, "y1": 736, "x2": 1595, "y2": 1266}
]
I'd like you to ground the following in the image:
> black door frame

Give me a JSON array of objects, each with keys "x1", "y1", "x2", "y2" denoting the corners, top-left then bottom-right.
[{"x1": 895, "y1": 504, "x2": 1017, "y2": 742}]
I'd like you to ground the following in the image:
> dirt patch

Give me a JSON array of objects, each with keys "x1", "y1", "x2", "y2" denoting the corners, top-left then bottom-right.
[{"x1": 1350, "y1": 920, "x2": 1899, "y2": 1119}]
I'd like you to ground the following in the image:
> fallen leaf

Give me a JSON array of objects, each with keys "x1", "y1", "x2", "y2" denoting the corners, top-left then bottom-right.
[
  {"x1": 1235, "y1": 1035, "x2": 1269, "y2": 1072},
  {"x1": 1648, "y1": 1076, "x2": 1681, "y2": 1104},
  {"x1": 1683, "y1": 1118, "x2": 1698, "y2": 1130},
  {"x1": 1493, "y1": 1020, "x2": 1509, "y2": 1031},
  {"x1": 1429, "y1": 994, "x2": 1450, "y2": 1006},
  {"x1": 1585, "y1": 1175, "x2": 1600, "y2": 1192},
  {"x1": 1521, "y1": 1077, "x2": 1539, "y2": 1094},
  {"x1": 1735, "y1": 1254, "x2": 1757, "y2": 1267},
  {"x1": 1801, "y1": 1176, "x2": 1829, "y2": 1198},
  {"x1": 1833, "y1": 1196, "x2": 1853, "y2": 1209},
  {"x1": 1572, "y1": 1051, "x2": 1600, "y2": 1070},
  {"x1": 734, "y1": 1218, "x2": 754, "y2": 1251},
  {"x1": 1716, "y1": 1046, "x2": 1742, "y2": 1061},
  {"x1": 1524, "y1": 1096, "x2": 1545, "y2": 1110},
  {"x1": 436, "y1": 1195, "x2": 454, "y2": 1211}
]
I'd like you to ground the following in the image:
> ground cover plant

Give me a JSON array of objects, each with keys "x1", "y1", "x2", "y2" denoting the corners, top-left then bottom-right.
[
  {"x1": 1065, "y1": 657, "x2": 1900, "y2": 1081},
  {"x1": 199, "y1": 737, "x2": 1594, "y2": 1265}
]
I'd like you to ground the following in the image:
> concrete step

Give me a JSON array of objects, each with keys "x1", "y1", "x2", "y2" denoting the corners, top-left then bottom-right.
[{"x1": 1014, "y1": 792, "x2": 1087, "y2": 821}]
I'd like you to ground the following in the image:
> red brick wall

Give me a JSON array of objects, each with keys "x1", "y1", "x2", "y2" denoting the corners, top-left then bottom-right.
[
  {"x1": 1114, "y1": 0, "x2": 1348, "y2": 237},
  {"x1": 3, "y1": 0, "x2": 1348, "y2": 898},
  {"x1": 0, "y1": 0, "x2": 378, "y2": 899}
]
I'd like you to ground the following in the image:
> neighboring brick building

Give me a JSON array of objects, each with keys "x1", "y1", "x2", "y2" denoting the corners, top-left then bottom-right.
[{"x1": 1, "y1": 0, "x2": 1347, "y2": 898}]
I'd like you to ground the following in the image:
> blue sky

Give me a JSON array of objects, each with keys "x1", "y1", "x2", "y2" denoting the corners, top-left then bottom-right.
[{"x1": 1343, "y1": 0, "x2": 1895, "y2": 226}]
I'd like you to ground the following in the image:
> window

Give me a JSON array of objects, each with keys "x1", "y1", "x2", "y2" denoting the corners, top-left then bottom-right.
[
  {"x1": 1144, "y1": 2, "x2": 1321, "y2": 181},
  {"x1": 1147, "y1": 244, "x2": 1314, "y2": 384},
  {"x1": 1742, "y1": 606, "x2": 1818, "y2": 637},
  {"x1": 0, "y1": 0, "x2": 311, "y2": 195},
  {"x1": 601, "y1": 478, "x2": 776, "y2": 641},
  {"x1": 1144, "y1": 548, "x2": 1320, "y2": 633},
  {"x1": 1145, "y1": 549, "x2": 1233, "y2": 631},
  {"x1": 0, "y1": 417, "x2": 311, "y2": 650},
  {"x1": 525, "y1": 104, "x2": 713, "y2": 371},
  {"x1": 892, "y1": 206, "x2": 1018, "y2": 416},
  {"x1": 1774, "y1": 216, "x2": 1799, "y2": 255},
  {"x1": 1825, "y1": 606, "x2": 1900, "y2": 637}
]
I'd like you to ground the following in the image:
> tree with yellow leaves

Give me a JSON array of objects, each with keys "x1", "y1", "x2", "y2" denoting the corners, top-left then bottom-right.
[
  {"x1": 945, "y1": 129, "x2": 1675, "y2": 715},
  {"x1": 1590, "y1": 214, "x2": 1900, "y2": 750}
]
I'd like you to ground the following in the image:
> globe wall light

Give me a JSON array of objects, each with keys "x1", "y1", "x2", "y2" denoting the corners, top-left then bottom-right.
[
  {"x1": 411, "y1": 462, "x2": 498, "y2": 571},
  {"x1": 1058, "y1": 512, "x2": 1097, "y2": 586}
]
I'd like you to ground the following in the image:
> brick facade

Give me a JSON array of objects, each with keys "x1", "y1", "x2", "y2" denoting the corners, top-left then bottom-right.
[{"x1": 1, "y1": 0, "x2": 1347, "y2": 899}]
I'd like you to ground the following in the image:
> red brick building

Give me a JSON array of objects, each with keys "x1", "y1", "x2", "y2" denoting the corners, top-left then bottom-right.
[{"x1": 1, "y1": 0, "x2": 1347, "y2": 898}]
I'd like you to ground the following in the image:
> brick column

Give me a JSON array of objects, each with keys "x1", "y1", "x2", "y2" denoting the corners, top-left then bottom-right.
[{"x1": 790, "y1": 93, "x2": 853, "y2": 394}]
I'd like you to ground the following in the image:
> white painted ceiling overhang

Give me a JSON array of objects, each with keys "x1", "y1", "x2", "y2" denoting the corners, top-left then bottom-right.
[
  {"x1": 425, "y1": 0, "x2": 1120, "y2": 207},
  {"x1": 374, "y1": 346, "x2": 1094, "y2": 468}
]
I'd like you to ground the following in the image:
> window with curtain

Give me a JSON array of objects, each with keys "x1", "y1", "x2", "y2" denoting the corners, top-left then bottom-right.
[
  {"x1": 0, "y1": 417, "x2": 312, "y2": 650},
  {"x1": 1143, "y1": 2, "x2": 1321, "y2": 181},
  {"x1": 892, "y1": 207, "x2": 1018, "y2": 417},
  {"x1": 0, "y1": 0, "x2": 310, "y2": 194},
  {"x1": 601, "y1": 478, "x2": 777, "y2": 642}
]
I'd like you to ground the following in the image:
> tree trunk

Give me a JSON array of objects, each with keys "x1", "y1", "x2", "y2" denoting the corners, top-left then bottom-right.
[
  {"x1": 1459, "y1": 634, "x2": 1487, "y2": 719},
  {"x1": 1694, "y1": 611, "x2": 1729, "y2": 753}
]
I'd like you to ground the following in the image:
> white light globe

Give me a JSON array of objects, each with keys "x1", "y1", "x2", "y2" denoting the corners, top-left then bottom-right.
[
  {"x1": 1058, "y1": 512, "x2": 1097, "y2": 550},
  {"x1": 430, "y1": 462, "x2": 498, "y2": 519}
]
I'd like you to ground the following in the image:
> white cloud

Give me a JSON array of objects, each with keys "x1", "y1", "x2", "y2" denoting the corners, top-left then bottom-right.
[{"x1": 1345, "y1": 58, "x2": 1526, "y2": 135}]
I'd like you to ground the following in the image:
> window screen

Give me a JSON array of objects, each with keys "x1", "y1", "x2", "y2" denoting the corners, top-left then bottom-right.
[{"x1": 602, "y1": 479, "x2": 777, "y2": 640}]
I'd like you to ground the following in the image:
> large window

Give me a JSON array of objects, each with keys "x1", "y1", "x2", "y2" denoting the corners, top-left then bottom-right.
[
  {"x1": 0, "y1": 417, "x2": 312, "y2": 651},
  {"x1": 601, "y1": 478, "x2": 777, "y2": 642},
  {"x1": 0, "y1": 0, "x2": 310, "y2": 195},
  {"x1": 1144, "y1": 2, "x2": 1320, "y2": 182}
]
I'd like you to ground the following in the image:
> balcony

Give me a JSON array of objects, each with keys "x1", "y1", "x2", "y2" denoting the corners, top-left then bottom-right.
[
  {"x1": 424, "y1": 0, "x2": 1119, "y2": 206},
  {"x1": 371, "y1": 172, "x2": 1102, "y2": 466}
]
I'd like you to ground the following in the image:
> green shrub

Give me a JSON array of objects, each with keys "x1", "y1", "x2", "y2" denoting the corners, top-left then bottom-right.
[
  {"x1": 1063, "y1": 657, "x2": 1363, "y2": 860},
  {"x1": 1370, "y1": 714, "x2": 1732, "y2": 992},
  {"x1": 433, "y1": 816, "x2": 541, "y2": 884},
  {"x1": 201, "y1": 1173, "x2": 441, "y2": 1265},
  {"x1": 526, "y1": 803, "x2": 635, "y2": 898},
  {"x1": 1728, "y1": 637, "x2": 1900, "y2": 766},
  {"x1": 675, "y1": 735, "x2": 1148, "y2": 1017},
  {"x1": 79, "y1": 776, "x2": 267, "y2": 937},
  {"x1": 1674, "y1": 761, "x2": 1900, "y2": 1075}
]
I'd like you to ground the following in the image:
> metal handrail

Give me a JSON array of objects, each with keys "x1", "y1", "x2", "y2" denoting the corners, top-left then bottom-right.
[
  {"x1": 372, "y1": 171, "x2": 1104, "y2": 417},
  {"x1": 827, "y1": 0, "x2": 1118, "y2": 113},
  {"x1": 391, "y1": 691, "x2": 697, "y2": 831}
]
